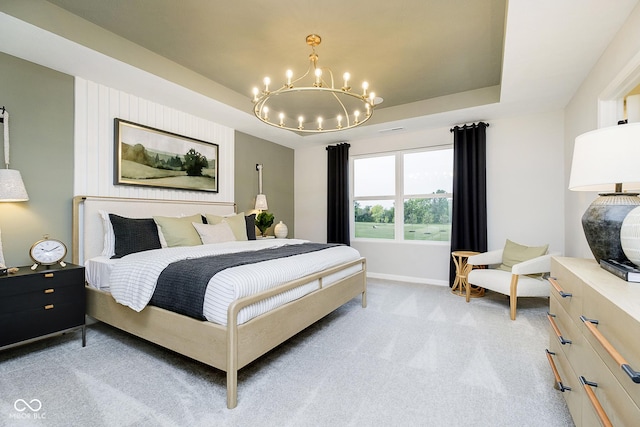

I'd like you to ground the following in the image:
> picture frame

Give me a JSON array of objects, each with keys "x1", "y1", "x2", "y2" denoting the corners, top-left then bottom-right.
[{"x1": 114, "y1": 119, "x2": 218, "y2": 193}]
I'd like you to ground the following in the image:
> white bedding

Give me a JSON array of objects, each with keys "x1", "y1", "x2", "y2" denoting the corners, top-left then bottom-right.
[{"x1": 85, "y1": 239, "x2": 362, "y2": 325}]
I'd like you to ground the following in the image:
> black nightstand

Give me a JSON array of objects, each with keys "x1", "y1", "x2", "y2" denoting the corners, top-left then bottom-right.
[{"x1": 0, "y1": 263, "x2": 85, "y2": 350}]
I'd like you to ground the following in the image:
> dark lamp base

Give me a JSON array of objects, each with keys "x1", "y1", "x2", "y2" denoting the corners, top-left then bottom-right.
[{"x1": 582, "y1": 193, "x2": 640, "y2": 263}]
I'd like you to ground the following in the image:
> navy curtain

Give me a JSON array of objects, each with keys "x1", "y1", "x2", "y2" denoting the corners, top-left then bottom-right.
[
  {"x1": 449, "y1": 122, "x2": 488, "y2": 286},
  {"x1": 327, "y1": 143, "x2": 351, "y2": 245}
]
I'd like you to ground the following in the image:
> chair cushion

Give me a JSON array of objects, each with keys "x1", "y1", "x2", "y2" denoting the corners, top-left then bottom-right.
[
  {"x1": 468, "y1": 269, "x2": 549, "y2": 297},
  {"x1": 498, "y1": 239, "x2": 548, "y2": 272}
]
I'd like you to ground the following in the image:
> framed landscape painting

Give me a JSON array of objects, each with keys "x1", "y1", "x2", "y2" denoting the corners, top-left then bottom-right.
[{"x1": 114, "y1": 119, "x2": 218, "y2": 193}]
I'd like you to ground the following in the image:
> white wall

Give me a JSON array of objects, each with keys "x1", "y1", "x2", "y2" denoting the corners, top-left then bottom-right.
[
  {"x1": 564, "y1": 3, "x2": 640, "y2": 259},
  {"x1": 74, "y1": 78, "x2": 234, "y2": 202},
  {"x1": 294, "y1": 109, "x2": 565, "y2": 285}
]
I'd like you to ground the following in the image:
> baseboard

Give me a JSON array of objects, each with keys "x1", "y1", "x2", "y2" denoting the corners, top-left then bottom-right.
[{"x1": 366, "y1": 272, "x2": 449, "y2": 287}]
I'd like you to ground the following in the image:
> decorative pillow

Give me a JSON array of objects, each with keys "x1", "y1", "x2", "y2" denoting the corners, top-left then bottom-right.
[
  {"x1": 108, "y1": 214, "x2": 162, "y2": 259},
  {"x1": 153, "y1": 214, "x2": 203, "y2": 247},
  {"x1": 245, "y1": 214, "x2": 256, "y2": 240},
  {"x1": 498, "y1": 239, "x2": 549, "y2": 272},
  {"x1": 192, "y1": 221, "x2": 236, "y2": 244},
  {"x1": 205, "y1": 212, "x2": 248, "y2": 241},
  {"x1": 99, "y1": 210, "x2": 116, "y2": 257}
]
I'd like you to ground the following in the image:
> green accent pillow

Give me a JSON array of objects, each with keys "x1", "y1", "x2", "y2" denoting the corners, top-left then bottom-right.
[
  {"x1": 153, "y1": 214, "x2": 203, "y2": 247},
  {"x1": 205, "y1": 212, "x2": 248, "y2": 241},
  {"x1": 498, "y1": 239, "x2": 548, "y2": 272}
]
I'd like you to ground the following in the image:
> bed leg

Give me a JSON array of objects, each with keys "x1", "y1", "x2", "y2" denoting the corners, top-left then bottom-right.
[
  {"x1": 227, "y1": 369, "x2": 238, "y2": 409},
  {"x1": 361, "y1": 289, "x2": 367, "y2": 308}
]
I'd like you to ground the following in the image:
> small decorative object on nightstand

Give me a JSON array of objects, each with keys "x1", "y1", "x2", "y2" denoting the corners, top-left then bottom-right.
[
  {"x1": 29, "y1": 235, "x2": 67, "y2": 270},
  {"x1": 0, "y1": 263, "x2": 86, "y2": 350},
  {"x1": 274, "y1": 221, "x2": 288, "y2": 238}
]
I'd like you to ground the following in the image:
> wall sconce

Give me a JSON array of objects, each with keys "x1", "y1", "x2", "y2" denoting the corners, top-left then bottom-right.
[
  {"x1": 0, "y1": 107, "x2": 29, "y2": 202},
  {"x1": 255, "y1": 164, "x2": 268, "y2": 211},
  {"x1": 0, "y1": 106, "x2": 29, "y2": 270}
]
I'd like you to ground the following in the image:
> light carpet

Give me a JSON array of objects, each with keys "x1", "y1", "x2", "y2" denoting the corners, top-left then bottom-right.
[{"x1": 0, "y1": 279, "x2": 573, "y2": 426}]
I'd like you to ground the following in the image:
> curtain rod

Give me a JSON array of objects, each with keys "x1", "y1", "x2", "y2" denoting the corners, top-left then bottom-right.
[{"x1": 449, "y1": 121, "x2": 489, "y2": 132}]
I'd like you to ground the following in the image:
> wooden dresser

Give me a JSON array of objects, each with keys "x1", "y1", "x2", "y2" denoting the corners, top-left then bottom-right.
[
  {"x1": 546, "y1": 257, "x2": 640, "y2": 426},
  {"x1": 0, "y1": 264, "x2": 86, "y2": 350}
]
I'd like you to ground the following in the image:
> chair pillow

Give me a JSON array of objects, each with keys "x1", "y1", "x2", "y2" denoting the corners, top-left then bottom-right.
[{"x1": 498, "y1": 239, "x2": 548, "y2": 272}]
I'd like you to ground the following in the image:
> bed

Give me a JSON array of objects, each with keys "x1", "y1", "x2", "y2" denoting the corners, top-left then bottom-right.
[{"x1": 71, "y1": 195, "x2": 366, "y2": 409}]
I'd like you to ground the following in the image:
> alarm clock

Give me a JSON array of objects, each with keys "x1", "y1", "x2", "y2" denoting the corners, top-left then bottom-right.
[{"x1": 30, "y1": 236, "x2": 67, "y2": 270}]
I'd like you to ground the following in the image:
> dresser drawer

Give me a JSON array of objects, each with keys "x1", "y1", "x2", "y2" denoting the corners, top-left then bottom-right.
[
  {"x1": 550, "y1": 258, "x2": 584, "y2": 320},
  {"x1": 549, "y1": 296, "x2": 584, "y2": 369},
  {"x1": 582, "y1": 284, "x2": 640, "y2": 407},
  {"x1": 578, "y1": 338, "x2": 640, "y2": 427},
  {"x1": 548, "y1": 338, "x2": 584, "y2": 425},
  {"x1": 0, "y1": 301, "x2": 85, "y2": 347}
]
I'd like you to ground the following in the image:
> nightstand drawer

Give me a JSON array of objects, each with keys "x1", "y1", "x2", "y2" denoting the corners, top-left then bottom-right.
[
  {"x1": 0, "y1": 301, "x2": 85, "y2": 347},
  {"x1": 0, "y1": 268, "x2": 85, "y2": 298},
  {"x1": 1, "y1": 283, "x2": 84, "y2": 314}
]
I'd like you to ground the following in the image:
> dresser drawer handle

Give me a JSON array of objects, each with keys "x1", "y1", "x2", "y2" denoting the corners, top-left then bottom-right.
[
  {"x1": 44, "y1": 273, "x2": 54, "y2": 278},
  {"x1": 581, "y1": 316, "x2": 640, "y2": 384},
  {"x1": 44, "y1": 288, "x2": 55, "y2": 294},
  {"x1": 580, "y1": 376, "x2": 613, "y2": 427},
  {"x1": 548, "y1": 277, "x2": 572, "y2": 298},
  {"x1": 44, "y1": 304, "x2": 54, "y2": 310},
  {"x1": 545, "y1": 349, "x2": 571, "y2": 392},
  {"x1": 547, "y1": 313, "x2": 572, "y2": 345}
]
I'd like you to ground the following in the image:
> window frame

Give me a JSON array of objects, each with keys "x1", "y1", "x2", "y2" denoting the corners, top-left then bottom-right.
[{"x1": 350, "y1": 145, "x2": 453, "y2": 244}]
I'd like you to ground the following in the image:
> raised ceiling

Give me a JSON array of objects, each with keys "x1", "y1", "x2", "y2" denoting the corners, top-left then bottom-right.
[{"x1": 45, "y1": 0, "x2": 506, "y2": 112}]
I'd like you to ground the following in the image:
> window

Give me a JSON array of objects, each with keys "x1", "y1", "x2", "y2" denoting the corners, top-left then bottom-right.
[{"x1": 352, "y1": 147, "x2": 453, "y2": 242}]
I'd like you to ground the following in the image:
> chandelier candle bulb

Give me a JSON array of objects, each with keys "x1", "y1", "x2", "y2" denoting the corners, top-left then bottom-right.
[
  {"x1": 343, "y1": 72, "x2": 350, "y2": 90},
  {"x1": 317, "y1": 117, "x2": 323, "y2": 130},
  {"x1": 262, "y1": 106, "x2": 268, "y2": 120},
  {"x1": 263, "y1": 77, "x2": 270, "y2": 92},
  {"x1": 354, "y1": 110, "x2": 360, "y2": 124},
  {"x1": 286, "y1": 69, "x2": 293, "y2": 86},
  {"x1": 298, "y1": 116, "x2": 304, "y2": 130},
  {"x1": 337, "y1": 115, "x2": 343, "y2": 128},
  {"x1": 315, "y1": 68, "x2": 322, "y2": 86},
  {"x1": 279, "y1": 113, "x2": 285, "y2": 126},
  {"x1": 252, "y1": 87, "x2": 259, "y2": 102},
  {"x1": 362, "y1": 81, "x2": 369, "y2": 96}
]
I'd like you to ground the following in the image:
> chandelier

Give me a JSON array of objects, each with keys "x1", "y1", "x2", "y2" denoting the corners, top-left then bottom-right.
[{"x1": 252, "y1": 34, "x2": 380, "y2": 133}]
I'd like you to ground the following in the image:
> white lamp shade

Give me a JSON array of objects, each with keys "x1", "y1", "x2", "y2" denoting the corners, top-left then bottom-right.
[
  {"x1": 569, "y1": 122, "x2": 640, "y2": 192},
  {"x1": 0, "y1": 169, "x2": 29, "y2": 201},
  {"x1": 255, "y1": 194, "x2": 268, "y2": 211}
]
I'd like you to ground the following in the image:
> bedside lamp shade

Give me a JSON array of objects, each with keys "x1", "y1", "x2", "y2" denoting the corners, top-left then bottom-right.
[
  {"x1": 569, "y1": 122, "x2": 640, "y2": 263},
  {"x1": 0, "y1": 169, "x2": 29, "y2": 202},
  {"x1": 255, "y1": 194, "x2": 268, "y2": 211}
]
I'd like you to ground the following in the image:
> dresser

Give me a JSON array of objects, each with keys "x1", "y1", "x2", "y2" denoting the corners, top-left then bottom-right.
[
  {"x1": 0, "y1": 264, "x2": 86, "y2": 350},
  {"x1": 546, "y1": 257, "x2": 640, "y2": 426}
]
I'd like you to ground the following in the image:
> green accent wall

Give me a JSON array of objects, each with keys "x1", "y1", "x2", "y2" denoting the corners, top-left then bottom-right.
[
  {"x1": 0, "y1": 52, "x2": 74, "y2": 267},
  {"x1": 234, "y1": 131, "x2": 294, "y2": 237}
]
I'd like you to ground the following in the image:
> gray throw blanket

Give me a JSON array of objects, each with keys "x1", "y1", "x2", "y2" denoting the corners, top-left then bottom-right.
[{"x1": 150, "y1": 243, "x2": 339, "y2": 320}]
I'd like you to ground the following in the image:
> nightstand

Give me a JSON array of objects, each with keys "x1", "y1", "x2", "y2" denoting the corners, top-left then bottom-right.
[{"x1": 0, "y1": 263, "x2": 86, "y2": 350}]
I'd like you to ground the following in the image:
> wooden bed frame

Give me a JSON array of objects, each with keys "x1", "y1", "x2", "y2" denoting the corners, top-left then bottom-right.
[{"x1": 72, "y1": 195, "x2": 367, "y2": 408}]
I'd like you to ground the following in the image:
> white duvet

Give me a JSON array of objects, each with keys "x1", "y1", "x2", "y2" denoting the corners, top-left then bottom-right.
[{"x1": 100, "y1": 239, "x2": 362, "y2": 325}]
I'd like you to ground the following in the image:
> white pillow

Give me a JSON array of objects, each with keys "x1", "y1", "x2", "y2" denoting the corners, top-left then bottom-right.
[
  {"x1": 205, "y1": 212, "x2": 248, "y2": 241},
  {"x1": 192, "y1": 221, "x2": 236, "y2": 244},
  {"x1": 99, "y1": 210, "x2": 115, "y2": 257}
]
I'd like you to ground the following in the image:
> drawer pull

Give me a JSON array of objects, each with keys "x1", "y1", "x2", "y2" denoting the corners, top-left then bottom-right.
[
  {"x1": 545, "y1": 349, "x2": 571, "y2": 392},
  {"x1": 548, "y1": 277, "x2": 572, "y2": 298},
  {"x1": 581, "y1": 316, "x2": 640, "y2": 384},
  {"x1": 547, "y1": 313, "x2": 572, "y2": 345},
  {"x1": 44, "y1": 304, "x2": 54, "y2": 310},
  {"x1": 44, "y1": 273, "x2": 54, "y2": 278},
  {"x1": 44, "y1": 288, "x2": 55, "y2": 294},
  {"x1": 580, "y1": 376, "x2": 613, "y2": 427}
]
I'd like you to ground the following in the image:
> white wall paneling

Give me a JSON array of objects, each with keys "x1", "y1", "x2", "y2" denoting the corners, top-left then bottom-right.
[{"x1": 74, "y1": 78, "x2": 234, "y2": 202}]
